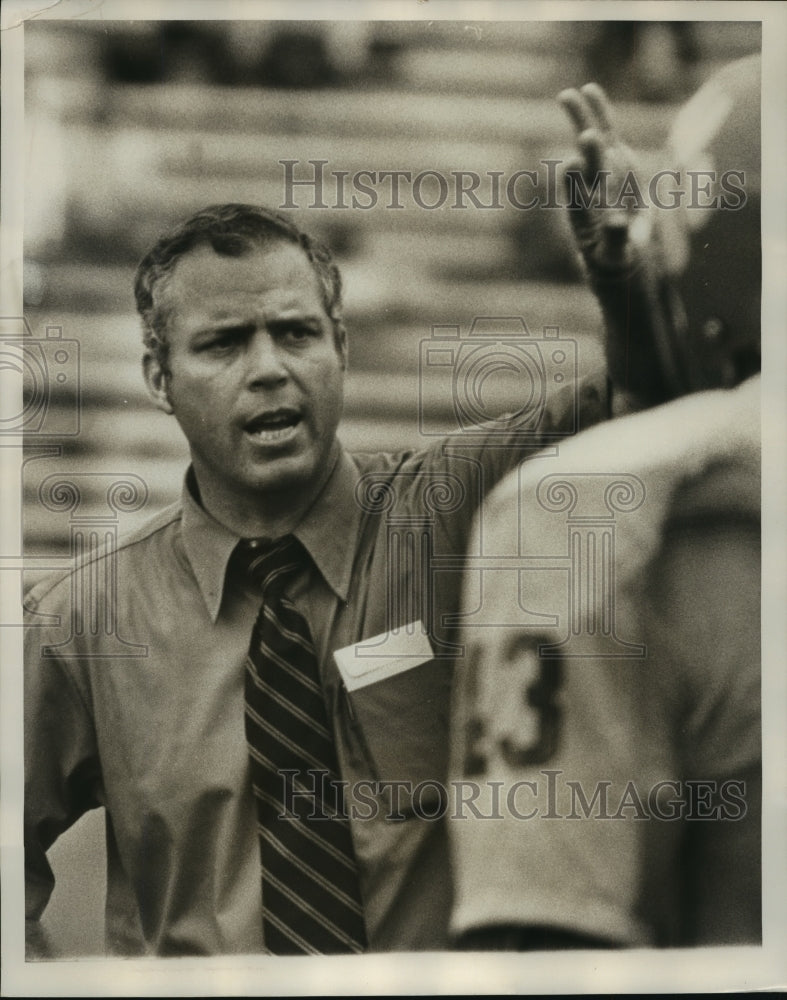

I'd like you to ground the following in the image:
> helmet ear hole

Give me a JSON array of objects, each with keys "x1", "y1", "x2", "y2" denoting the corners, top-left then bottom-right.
[{"x1": 701, "y1": 318, "x2": 725, "y2": 343}]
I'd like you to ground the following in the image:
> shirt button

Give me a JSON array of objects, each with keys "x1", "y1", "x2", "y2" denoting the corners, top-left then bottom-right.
[{"x1": 248, "y1": 539, "x2": 260, "y2": 549}]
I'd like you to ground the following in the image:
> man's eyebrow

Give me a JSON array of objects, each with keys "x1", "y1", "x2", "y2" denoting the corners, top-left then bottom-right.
[
  {"x1": 191, "y1": 320, "x2": 255, "y2": 337},
  {"x1": 267, "y1": 314, "x2": 324, "y2": 328},
  {"x1": 268, "y1": 310, "x2": 324, "y2": 321},
  {"x1": 190, "y1": 313, "x2": 325, "y2": 338}
]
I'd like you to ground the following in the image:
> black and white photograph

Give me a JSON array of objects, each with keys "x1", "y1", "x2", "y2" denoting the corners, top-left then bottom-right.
[{"x1": 2, "y1": 0, "x2": 785, "y2": 995}]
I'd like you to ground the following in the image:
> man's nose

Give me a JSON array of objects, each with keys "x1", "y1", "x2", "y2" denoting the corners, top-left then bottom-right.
[{"x1": 246, "y1": 331, "x2": 288, "y2": 385}]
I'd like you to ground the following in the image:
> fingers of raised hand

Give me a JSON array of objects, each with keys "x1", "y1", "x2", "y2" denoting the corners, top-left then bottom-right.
[
  {"x1": 578, "y1": 83, "x2": 616, "y2": 135},
  {"x1": 558, "y1": 85, "x2": 619, "y2": 187},
  {"x1": 557, "y1": 83, "x2": 616, "y2": 140},
  {"x1": 576, "y1": 128, "x2": 605, "y2": 180}
]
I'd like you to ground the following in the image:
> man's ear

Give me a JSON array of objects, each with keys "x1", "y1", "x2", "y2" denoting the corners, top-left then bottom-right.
[{"x1": 143, "y1": 352, "x2": 174, "y2": 414}]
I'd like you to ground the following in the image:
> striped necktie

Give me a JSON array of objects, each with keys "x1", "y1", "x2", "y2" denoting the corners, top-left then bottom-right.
[{"x1": 240, "y1": 536, "x2": 367, "y2": 955}]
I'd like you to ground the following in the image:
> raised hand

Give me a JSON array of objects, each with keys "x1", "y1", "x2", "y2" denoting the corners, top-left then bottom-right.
[
  {"x1": 558, "y1": 83, "x2": 656, "y2": 273},
  {"x1": 557, "y1": 84, "x2": 687, "y2": 407}
]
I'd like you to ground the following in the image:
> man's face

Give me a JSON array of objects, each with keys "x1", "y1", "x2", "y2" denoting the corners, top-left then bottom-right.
[{"x1": 144, "y1": 240, "x2": 347, "y2": 525}]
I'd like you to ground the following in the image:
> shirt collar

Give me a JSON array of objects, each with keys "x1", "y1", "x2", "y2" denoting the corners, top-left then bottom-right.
[
  {"x1": 292, "y1": 447, "x2": 360, "y2": 605},
  {"x1": 180, "y1": 449, "x2": 361, "y2": 622},
  {"x1": 180, "y1": 469, "x2": 242, "y2": 623}
]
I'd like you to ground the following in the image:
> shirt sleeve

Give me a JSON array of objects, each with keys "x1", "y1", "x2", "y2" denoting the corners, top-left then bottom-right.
[
  {"x1": 24, "y1": 582, "x2": 104, "y2": 927},
  {"x1": 642, "y1": 512, "x2": 761, "y2": 944},
  {"x1": 647, "y1": 512, "x2": 761, "y2": 780},
  {"x1": 415, "y1": 369, "x2": 611, "y2": 559}
]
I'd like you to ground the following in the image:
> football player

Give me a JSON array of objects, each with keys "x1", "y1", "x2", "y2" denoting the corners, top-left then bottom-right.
[{"x1": 449, "y1": 54, "x2": 762, "y2": 949}]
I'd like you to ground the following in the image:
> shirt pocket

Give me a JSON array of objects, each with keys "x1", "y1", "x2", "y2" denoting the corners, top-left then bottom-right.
[{"x1": 339, "y1": 650, "x2": 453, "y2": 817}]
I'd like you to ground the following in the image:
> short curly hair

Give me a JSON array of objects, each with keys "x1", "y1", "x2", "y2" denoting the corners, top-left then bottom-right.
[{"x1": 134, "y1": 203, "x2": 345, "y2": 373}]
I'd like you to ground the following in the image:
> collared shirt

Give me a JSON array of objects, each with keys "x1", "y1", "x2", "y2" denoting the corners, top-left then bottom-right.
[{"x1": 25, "y1": 375, "x2": 608, "y2": 955}]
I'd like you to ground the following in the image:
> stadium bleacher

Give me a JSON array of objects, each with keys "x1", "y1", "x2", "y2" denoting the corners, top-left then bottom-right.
[{"x1": 22, "y1": 19, "x2": 761, "y2": 562}]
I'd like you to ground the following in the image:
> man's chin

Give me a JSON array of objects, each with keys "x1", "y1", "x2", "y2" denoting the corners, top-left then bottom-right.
[{"x1": 247, "y1": 453, "x2": 329, "y2": 501}]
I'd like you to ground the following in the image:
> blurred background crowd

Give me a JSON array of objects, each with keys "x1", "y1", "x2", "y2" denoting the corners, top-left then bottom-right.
[{"x1": 23, "y1": 18, "x2": 761, "y2": 561}]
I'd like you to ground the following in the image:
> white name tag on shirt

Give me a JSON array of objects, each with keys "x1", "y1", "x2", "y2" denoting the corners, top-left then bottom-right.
[{"x1": 333, "y1": 622, "x2": 433, "y2": 692}]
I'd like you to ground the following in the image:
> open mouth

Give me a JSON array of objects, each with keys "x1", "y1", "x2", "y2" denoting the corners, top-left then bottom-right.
[{"x1": 243, "y1": 409, "x2": 302, "y2": 444}]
